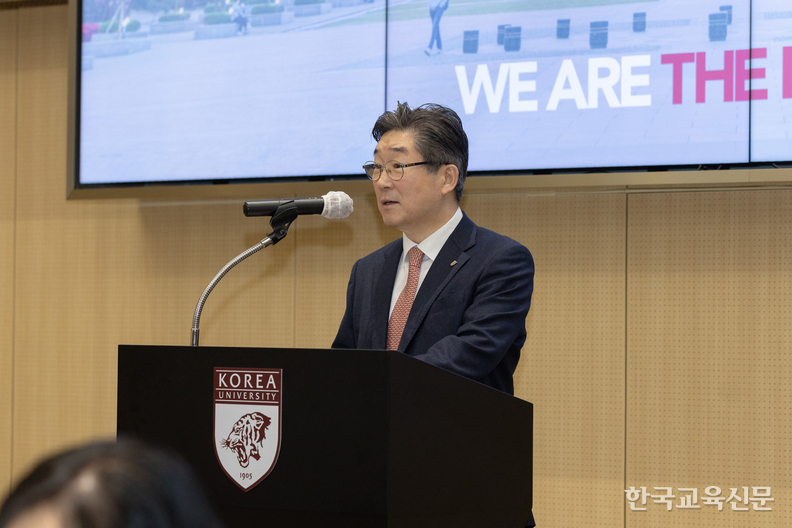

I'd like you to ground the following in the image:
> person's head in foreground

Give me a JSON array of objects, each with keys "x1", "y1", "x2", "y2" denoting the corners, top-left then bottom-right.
[{"x1": 0, "y1": 439, "x2": 223, "y2": 528}]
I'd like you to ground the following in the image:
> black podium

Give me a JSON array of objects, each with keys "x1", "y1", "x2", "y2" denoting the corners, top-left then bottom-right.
[{"x1": 117, "y1": 345, "x2": 532, "y2": 528}]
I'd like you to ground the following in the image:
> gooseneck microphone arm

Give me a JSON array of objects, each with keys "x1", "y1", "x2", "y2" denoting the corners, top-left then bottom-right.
[{"x1": 190, "y1": 203, "x2": 299, "y2": 347}]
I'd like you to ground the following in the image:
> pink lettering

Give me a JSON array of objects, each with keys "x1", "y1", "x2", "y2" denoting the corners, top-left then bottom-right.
[
  {"x1": 696, "y1": 51, "x2": 734, "y2": 103},
  {"x1": 661, "y1": 53, "x2": 695, "y2": 104},
  {"x1": 736, "y1": 48, "x2": 767, "y2": 101},
  {"x1": 784, "y1": 47, "x2": 792, "y2": 99}
]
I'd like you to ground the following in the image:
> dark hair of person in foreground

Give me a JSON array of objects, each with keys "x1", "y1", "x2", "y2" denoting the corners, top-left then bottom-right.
[{"x1": 0, "y1": 438, "x2": 224, "y2": 528}]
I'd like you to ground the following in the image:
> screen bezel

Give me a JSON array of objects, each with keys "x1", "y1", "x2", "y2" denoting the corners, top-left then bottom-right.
[{"x1": 67, "y1": 0, "x2": 792, "y2": 198}]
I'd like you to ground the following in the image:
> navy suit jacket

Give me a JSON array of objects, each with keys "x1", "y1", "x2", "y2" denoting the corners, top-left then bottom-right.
[{"x1": 332, "y1": 213, "x2": 534, "y2": 395}]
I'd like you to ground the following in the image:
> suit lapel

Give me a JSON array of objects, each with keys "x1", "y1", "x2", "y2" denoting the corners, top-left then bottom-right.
[
  {"x1": 371, "y1": 241, "x2": 402, "y2": 349},
  {"x1": 398, "y1": 215, "x2": 477, "y2": 351}
]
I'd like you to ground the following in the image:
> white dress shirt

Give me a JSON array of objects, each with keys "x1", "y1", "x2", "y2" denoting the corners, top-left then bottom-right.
[{"x1": 388, "y1": 207, "x2": 463, "y2": 318}]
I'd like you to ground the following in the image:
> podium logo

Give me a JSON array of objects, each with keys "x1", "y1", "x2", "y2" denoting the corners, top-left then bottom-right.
[{"x1": 214, "y1": 367, "x2": 282, "y2": 491}]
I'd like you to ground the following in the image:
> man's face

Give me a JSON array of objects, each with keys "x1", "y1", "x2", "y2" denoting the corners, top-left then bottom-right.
[{"x1": 372, "y1": 130, "x2": 451, "y2": 242}]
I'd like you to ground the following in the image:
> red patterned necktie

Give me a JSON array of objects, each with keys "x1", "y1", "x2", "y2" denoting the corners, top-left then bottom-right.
[{"x1": 387, "y1": 246, "x2": 424, "y2": 351}]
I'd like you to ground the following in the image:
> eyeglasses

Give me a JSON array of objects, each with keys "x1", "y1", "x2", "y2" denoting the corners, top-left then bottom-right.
[{"x1": 362, "y1": 160, "x2": 432, "y2": 181}]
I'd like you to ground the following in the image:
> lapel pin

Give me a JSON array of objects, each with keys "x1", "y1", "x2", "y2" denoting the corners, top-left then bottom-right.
[{"x1": 450, "y1": 260, "x2": 457, "y2": 267}]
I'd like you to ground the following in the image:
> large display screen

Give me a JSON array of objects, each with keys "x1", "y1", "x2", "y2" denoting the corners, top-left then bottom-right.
[{"x1": 76, "y1": 0, "x2": 792, "y2": 186}]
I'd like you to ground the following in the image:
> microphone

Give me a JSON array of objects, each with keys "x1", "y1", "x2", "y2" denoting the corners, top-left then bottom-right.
[{"x1": 243, "y1": 191, "x2": 353, "y2": 219}]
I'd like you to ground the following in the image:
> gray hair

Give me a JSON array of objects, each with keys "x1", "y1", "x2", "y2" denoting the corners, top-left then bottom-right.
[{"x1": 372, "y1": 102, "x2": 468, "y2": 202}]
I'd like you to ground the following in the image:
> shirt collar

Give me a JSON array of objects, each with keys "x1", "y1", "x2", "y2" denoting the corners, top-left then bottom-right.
[{"x1": 401, "y1": 207, "x2": 463, "y2": 262}]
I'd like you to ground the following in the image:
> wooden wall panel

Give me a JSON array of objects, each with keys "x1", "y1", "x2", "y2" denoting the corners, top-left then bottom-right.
[
  {"x1": 137, "y1": 201, "x2": 295, "y2": 349},
  {"x1": 294, "y1": 187, "x2": 397, "y2": 348},
  {"x1": 465, "y1": 193, "x2": 627, "y2": 528},
  {"x1": 0, "y1": 8, "x2": 17, "y2": 500},
  {"x1": 627, "y1": 191, "x2": 792, "y2": 527},
  {"x1": 12, "y1": 4, "x2": 121, "y2": 480}
]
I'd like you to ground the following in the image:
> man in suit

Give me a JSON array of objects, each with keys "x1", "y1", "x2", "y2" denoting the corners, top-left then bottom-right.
[
  {"x1": 332, "y1": 102, "x2": 535, "y2": 526},
  {"x1": 332, "y1": 101, "x2": 534, "y2": 396}
]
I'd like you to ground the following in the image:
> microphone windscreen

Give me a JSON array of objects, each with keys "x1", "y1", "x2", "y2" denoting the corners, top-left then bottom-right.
[{"x1": 321, "y1": 192, "x2": 354, "y2": 219}]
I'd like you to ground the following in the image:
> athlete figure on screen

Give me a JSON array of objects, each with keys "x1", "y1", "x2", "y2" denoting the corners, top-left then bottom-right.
[
  {"x1": 424, "y1": 0, "x2": 449, "y2": 56},
  {"x1": 232, "y1": 0, "x2": 248, "y2": 34}
]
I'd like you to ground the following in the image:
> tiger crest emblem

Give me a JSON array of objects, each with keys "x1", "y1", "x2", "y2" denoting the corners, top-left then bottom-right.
[
  {"x1": 219, "y1": 412, "x2": 271, "y2": 468},
  {"x1": 214, "y1": 367, "x2": 282, "y2": 491}
]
